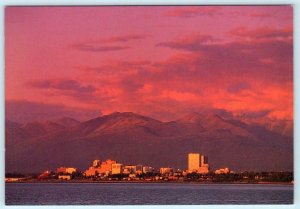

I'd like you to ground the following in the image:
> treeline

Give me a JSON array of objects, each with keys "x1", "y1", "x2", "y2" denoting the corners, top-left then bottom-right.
[
  {"x1": 5, "y1": 171, "x2": 293, "y2": 183},
  {"x1": 209, "y1": 172, "x2": 293, "y2": 183}
]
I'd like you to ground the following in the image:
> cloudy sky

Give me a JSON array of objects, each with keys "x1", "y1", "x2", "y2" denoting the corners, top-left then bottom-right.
[{"x1": 5, "y1": 6, "x2": 293, "y2": 122}]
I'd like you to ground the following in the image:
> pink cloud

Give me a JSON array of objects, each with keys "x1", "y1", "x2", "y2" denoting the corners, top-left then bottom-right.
[
  {"x1": 71, "y1": 44, "x2": 130, "y2": 52},
  {"x1": 165, "y1": 6, "x2": 221, "y2": 18},
  {"x1": 70, "y1": 34, "x2": 146, "y2": 52},
  {"x1": 229, "y1": 26, "x2": 293, "y2": 43},
  {"x1": 5, "y1": 6, "x2": 293, "y2": 122},
  {"x1": 156, "y1": 29, "x2": 293, "y2": 83},
  {"x1": 102, "y1": 35, "x2": 146, "y2": 43}
]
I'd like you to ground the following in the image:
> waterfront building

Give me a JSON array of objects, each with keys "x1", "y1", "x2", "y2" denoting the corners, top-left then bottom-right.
[
  {"x1": 100, "y1": 159, "x2": 117, "y2": 172},
  {"x1": 142, "y1": 166, "x2": 154, "y2": 173},
  {"x1": 198, "y1": 155, "x2": 209, "y2": 174},
  {"x1": 85, "y1": 159, "x2": 117, "y2": 177},
  {"x1": 136, "y1": 165, "x2": 143, "y2": 174},
  {"x1": 188, "y1": 153, "x2": 210, "y2": 174},
  {"x1": 124, "y1": 165, "x2": 137, "y2": 174},
  {"x1": 215, "y1": 167, "x2": 230, "y2": 174},
  {"x1": 188, "y1": 153, "x2": 200, "y2": 172},
  {"x1": 56, "y1": 167, "x2": 77, "y2": 174},
  {"x1": 58, "y1": 175, "x2": 71, "y2": 180},
  {"x1": 5, "y1": 177, "x2": 25, "y2": 182},
  {"x1": 198, "y1": 165, "x2": 209, "y2": 174},
  {"x1": 201, "y1": 155, "x2": 208, "y2": 166},
  {"x1": 160, "y1": 167, "x2": 173, "y2": 174},
  {"x1": 112, "y1": 163, "x2": 123, "y2": 174}
]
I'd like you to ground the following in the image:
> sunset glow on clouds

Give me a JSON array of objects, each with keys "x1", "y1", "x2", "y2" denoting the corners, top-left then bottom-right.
[{"x1": 5, "y1": 6, "x2": 293, "y2": 122}]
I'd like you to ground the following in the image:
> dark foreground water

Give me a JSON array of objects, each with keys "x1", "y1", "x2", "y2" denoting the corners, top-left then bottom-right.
[{"x1": 5, "y1": 182, "x2": 293, "y2": 205}]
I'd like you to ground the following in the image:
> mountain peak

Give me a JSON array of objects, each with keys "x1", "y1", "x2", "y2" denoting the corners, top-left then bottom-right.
[
  {"x1": 178, "y1": 112, "x2": 224, "y2": 123},
  {"x1": 55, "y1": 117, "x2": 80, "y2": 128},
  {"x1": 78, "y1": 112, "x2": 161, "y2": 134},
  {"x1": 178, "y1": 112, "x2": 203, "y2": 123}
]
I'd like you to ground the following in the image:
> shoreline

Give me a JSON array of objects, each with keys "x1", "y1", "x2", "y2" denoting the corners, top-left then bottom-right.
[{"x1": 5, "y1": 180, "x2": 294, "y2": 185}]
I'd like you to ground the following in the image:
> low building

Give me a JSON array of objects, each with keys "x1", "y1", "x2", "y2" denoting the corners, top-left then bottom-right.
[
  {"x1": 124, "y1": 165, "x2": 137, "y2": 174},
  {"x1": 160, "y1": 167, "x2": 173, "y2": 175},
  {"x1": 142, "y1": 166, "x2": 154, "y2": 173},
  {"x1": 5, "y1": 178, "x2": 25, "y2": 182},
  {"x1": 136, "y1": 165, "x2": 143, "y2": 174},
  {"x1": 198, "y1": 166, "x2": 209, "y2": 174},
  {"x1": 112, "y1": 163, "x2": 123, "y2": 174},
  {"x1": 215, "y1": 167, "x2": 230, "y2": 174},
  {"x1": 57, "y1": 167, "x2": 77, "y2": 174},
  {"x1": 58, "y1": 175, "x2": 71, "y2": 180},
  {"x1": 38, "y1": 170, "x2": 52, "y2": 180}
]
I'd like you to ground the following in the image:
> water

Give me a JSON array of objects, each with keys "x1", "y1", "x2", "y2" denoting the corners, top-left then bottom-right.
[{"x1": 5, "y1": 182, "x2": 293, "y2": 205}]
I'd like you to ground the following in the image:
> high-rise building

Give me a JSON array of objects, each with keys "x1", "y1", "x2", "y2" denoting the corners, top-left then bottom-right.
[
  {"x1": 188, "y1": 153, "x2": 200, "y2": 172},
  {"x1": 188, "y1": 153, "x2": 210, "y2": 174},
  {"x1": 200, "y1": 155, "x2": 207, "y2": 166},
  {"x1": 199, "y1": 155, "x2": 209, "y2": 174}
]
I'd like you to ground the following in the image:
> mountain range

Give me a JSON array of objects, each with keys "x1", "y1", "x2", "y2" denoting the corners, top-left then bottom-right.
[{"x1": 5, "y1": 112, "x2": 293, "y2": 173}]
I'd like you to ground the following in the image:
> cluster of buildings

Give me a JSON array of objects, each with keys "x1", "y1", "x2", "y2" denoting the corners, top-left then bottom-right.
[
  {"x1": 84, "y1": 152, "x2": 211, "y2": 178},
  {"x1": 84, "y1": 159, "x2": 154, "y2": 178},
  {"x1": 34, "y1": 152, "x2": 234, "y2": 181},
  {"x1": 215, "y1": 167, "x2": 233, "y2": 174},
  {"x1": 56, "y1": 166, "x2": 78, "y2": 180}
]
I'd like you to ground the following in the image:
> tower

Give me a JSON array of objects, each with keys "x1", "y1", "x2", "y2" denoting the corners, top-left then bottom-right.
[{"x1": 188, "y1": 153, "x2": 200, "y2": 172}]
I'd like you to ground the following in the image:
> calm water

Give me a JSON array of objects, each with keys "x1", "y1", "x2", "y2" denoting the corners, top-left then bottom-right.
[{"x1": 5, "y1": 182, "x2": 293, "y2": 205}]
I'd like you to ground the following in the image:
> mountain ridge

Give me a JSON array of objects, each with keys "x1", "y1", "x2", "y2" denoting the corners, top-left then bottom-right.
[{"x1": 5, "y1": 111, "x2": 293, "y2": 173}]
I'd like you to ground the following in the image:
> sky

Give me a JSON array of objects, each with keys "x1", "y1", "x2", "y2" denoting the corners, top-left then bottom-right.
[{"x1": 5, "y1": 6, "x2": 293, "y2": 122}]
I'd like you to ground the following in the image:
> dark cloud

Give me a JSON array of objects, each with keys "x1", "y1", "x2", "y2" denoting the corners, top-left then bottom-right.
[
  {"x1": 71, "y1": 44, "x2": 130, "y2": 52},
  {"x1": 103, "y1": 35, "x2": 146, "y2": 43},
  {"x1": 156, "y1": 30, "x2": 293, "y2": 83},
  {"x1": 29, "y1": 79, "x2": 96, "y2": 93},
  {"x1": 156, "y1": 34, "x2": 217, "y2": 51},
  {"x1": 227, "y1": 82, "x2": 251, "y2": 93},
  {"x1": 236, "y1": 109, "x2": 273, "y2": 120},
  {"x1": 71, "y1": 34, "x2": 146, "y2": 52},
  {"x1": 229, "y1": 26, "x2": 293, "y2": 43},
  {"x1": 5, "y1": 100, "x2": 101, "y2": 123},
  {"x1": 28, "y1": 79, "x2": 97, "y2": 102}
]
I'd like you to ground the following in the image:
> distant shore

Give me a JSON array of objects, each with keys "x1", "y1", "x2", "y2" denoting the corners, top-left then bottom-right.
[{"x1": 5, "y1": 179, "x2": 293, "y2": 185}]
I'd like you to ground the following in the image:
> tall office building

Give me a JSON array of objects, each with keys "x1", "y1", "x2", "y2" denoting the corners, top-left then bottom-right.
[
  {"x1": 199, "y1": 155, "x2": 209, "y2": 174},
  {"x1": 200, "y1": 155, "x2": 208, "y2": 166},
  {"x1": 188, "y1": 153, "x2": 200, "y2": 172}
]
